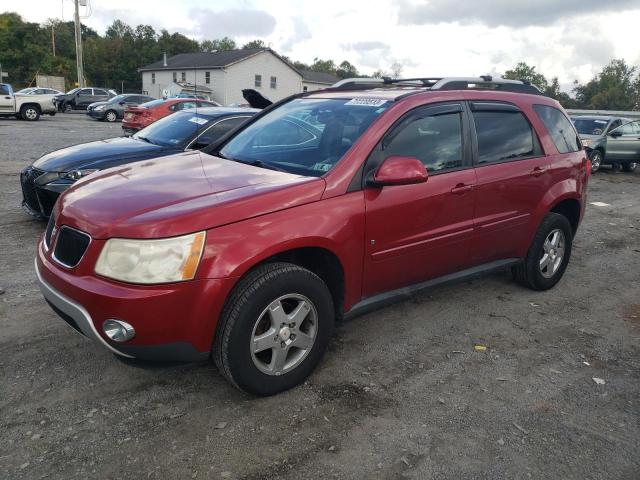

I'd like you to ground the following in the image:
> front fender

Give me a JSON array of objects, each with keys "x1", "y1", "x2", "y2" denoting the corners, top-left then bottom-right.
[{"x1": 197, "y1": 191, "x2": 366, "y2": 311}]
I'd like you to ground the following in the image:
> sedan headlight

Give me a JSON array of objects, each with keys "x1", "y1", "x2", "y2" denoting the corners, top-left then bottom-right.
[
  {"x1": 581, "y1": 139, "x2": 592, "y2": 147},
  {"x1": 94, "y1": 105, "x2": 105, "y2": 111},
  {"x1": 95, "y1": 231, "x2": 206, "y2": 284},
  {"x1": 62, "y1": 169, "x2": 98, "y2": 180}
]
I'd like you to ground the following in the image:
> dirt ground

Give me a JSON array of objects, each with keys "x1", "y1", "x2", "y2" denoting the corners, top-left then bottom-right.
[{"x1": 1, "y1": 113, "x2": 639, "y2": 480}]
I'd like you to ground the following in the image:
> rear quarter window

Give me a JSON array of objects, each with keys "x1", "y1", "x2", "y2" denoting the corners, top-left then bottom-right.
[{"x1": 534, "y1": 105, "x2": 581, "y2": 153}]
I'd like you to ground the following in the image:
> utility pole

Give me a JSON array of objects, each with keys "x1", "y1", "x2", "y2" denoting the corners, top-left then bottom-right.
[
  {"x1": 73, "y1": 0, "x2": 85, "y2": 87},
  {"x1": 51, "y1": 24, "x2": 56, "y2": 57}
]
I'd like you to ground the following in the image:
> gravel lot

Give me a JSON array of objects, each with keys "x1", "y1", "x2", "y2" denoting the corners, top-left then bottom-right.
[{"x1": 1, "y1": 113, "x2": 639, "y2": 480}]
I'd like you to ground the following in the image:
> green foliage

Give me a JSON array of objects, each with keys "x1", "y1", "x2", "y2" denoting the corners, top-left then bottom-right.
[
  {"x1": 574, "y1": 59, "x2": 638, "y2": 110},
  {"x1": 201, "y1": 37, "x2": 237, "y2": 52},
  {"x1": 504, "y1": 62, "x2": 549, "y2": 91},
  {"x1": 242, "y1": 39, "x2": 266, "y2": 49}
]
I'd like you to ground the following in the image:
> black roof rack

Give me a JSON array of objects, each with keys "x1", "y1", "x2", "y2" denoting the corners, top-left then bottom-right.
[{"x1": 327, "y1": 76, "x2": 544, "y2": 96}]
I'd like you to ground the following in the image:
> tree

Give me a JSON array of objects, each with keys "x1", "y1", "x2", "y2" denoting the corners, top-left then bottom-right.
[
  {"x1": 242, "y1": 39, "x2": 266, "y2": 49},
  {"x1": 201, "y1": 37, "x2": 237, "y2": 52},
  {"x1": 336, "y1": 60, "x2": 358, "y2": 79},
  {"x1": 574, "y1": 59, "x2": 638, "y2": 110},
  {"x1": 504, "y1": 62, "x2": 549, "y2": 91},
  {"x1": 390, "y1": 62, "x2": 403, "y2": 79},
  {"x1": 310, "y1": 58, "x2": 336, "y2": 74}
]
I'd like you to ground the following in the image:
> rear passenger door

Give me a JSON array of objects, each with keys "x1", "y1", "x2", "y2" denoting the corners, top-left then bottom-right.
[
  {"x1": 469, "y1": 102, "x2": 551, "y2": 265},
  {"x1": 362, "y1": 102, "x2": 477, "y2": 297}
]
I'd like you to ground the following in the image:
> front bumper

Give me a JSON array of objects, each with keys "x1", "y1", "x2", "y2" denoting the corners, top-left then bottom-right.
[
  {"x1": 86, "y1": 109, "x2": 105, "y2": 120},
  {"x1": 36, "y1": 237, "x2": 233, "y2": 361},
  {"x1": 20, "y1": 168, "x2": 69, "y2": 219}
]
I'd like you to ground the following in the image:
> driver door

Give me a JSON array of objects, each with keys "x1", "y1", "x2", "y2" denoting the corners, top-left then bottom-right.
[
  {"x1": 0, "y1": 84, "x2": 14, "y2": 113},
  {"x1": 362, "y1": 103, "x2": 476, "y2": 297},
  {"x1": 606, "y1": 121, "x2": 640, "y2": 162}
]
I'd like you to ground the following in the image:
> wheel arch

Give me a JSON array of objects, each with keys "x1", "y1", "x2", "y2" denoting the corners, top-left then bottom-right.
[
  {"x1": 549, "y1": 197, "x2": 581, "y2": 235},
  {"x1": 20, "y1": 102, "x2": 41, "y2": 113}
]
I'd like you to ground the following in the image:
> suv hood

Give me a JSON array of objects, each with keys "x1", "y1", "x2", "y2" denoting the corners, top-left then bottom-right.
[
  {"x1": 56, "y1": 151, "x2": 326, "y2": 239},
  {"x1": 33, "y1": 137, "x2": 168, "y2": 173}
]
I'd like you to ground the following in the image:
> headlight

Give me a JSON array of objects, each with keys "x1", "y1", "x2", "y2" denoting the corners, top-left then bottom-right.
[
  {"x1": 95, "y1": 231, "x2": 206, "y2": 284},
  {"x1": 582, "y1": 139, "x2": 591, "y2": 147},
  {"x1": 62, "y1": 169, "x2": 98, "y2": 180},
  {"x1": 94, "y1": 105, "x2": 105, "y2": 111}
]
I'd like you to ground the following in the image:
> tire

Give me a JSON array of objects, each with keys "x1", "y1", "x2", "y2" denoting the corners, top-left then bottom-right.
[
  {"x1": 48, "y1": 112, "x2": 56, "y2": 117},
  {"x1": 63, "y1": 103, "x2": 72, "y2": 113},
  {"x1": 104, "y1": 110, "x2": 118, "y2": 122},
  {"x1": 20, "y1": 105, "x2": 40, "y2": 121},
  {"x1": 611, "y1": 162, "x2": 622, "y2": 173},
  {"x1": 214, "y1": 262, "x2": 335, "y2": 396},
  {"x1": 622, "y1": 162, "x2": 637, "y2": 172},
  {"x1": 512, "y1": 213, "x2": 573, "y2": 291},
  {"x1": 589, "y1": 150, "x2": 603, "y2": 173}
]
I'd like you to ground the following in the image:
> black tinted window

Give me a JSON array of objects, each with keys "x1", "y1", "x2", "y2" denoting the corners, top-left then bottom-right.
[
  {"x1": 473, "y1": 110, "x2": 537, "y2": 164},
  {"x1": 94, "y1": 89, "x2": 108, "y2": 96},
  {"x1": 534, "y1": 105, "x2": 580, "y2": 153},
  {"x1": 0, "y1": 84, "x2": 10, "y2": 95},
  {"x1": 384, "y1": 112, "x2": 463, "y2": 172},
  {"x1": 190, "y1": 116, "x2": 249, "y2": 149}
]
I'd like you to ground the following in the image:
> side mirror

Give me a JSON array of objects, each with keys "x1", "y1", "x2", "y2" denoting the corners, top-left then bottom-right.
[
  {"x1": 368, "y1": 155, "x2": 428, "y2": 187},
  {"x1": 118, "y1": 101, "x2": 126, "y2": 105},
  {"x1": 609, "y1": 130, "x2": 623, "y2": 138}
]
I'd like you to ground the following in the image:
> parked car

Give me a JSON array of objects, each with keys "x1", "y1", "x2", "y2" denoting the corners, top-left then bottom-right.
[
  {"x1": 0, "y1": 83, "x2": 57, "y2": 120},
  {"x1": 122, "y1": 98, "x2": 221, "y2": 134},
  {"x1": 86, "y1": 94, "x2": 156, "y2": 122},
  {"x1": 571, "y1": 115, "x2": 638, "y2": 172},
  {"x1": 20, "y1": 107, "x2": 256, "y2": 218},
  {"x1": 36, "y1": 76, "x2": 589, "y2": 396},
  {"x1": 16, "y1": 87, "x2": 63, "y2": 95},
  {"x1": 55, "y1": 87, "x2": 116, "y2": 112},
  {"x1": 171, "y1": 93, "x2": 211, "y2": 100}
]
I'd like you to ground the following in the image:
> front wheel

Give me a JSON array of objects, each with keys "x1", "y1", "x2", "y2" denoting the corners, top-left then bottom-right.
[
  {"x1": 20, "y1": 105, "x2": 40, "y2": 121},
  {"x1": 512, "y1": 213, "x2": 573, "y2": 290},
  {"x1": 214, "y1": 262, "x2": 334, "y2": 396},
  {"x1": 589, "y1": 150, "x2": 603, "y2": 173},
  {"x1": 622, "y1": 162, "x2": 637, "y2": 172},
  {"x1": 104, "y1": 110, "x2": 118, "y2": 122}
]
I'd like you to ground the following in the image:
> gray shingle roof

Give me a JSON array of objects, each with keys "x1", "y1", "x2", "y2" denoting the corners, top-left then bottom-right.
[
  {"x1": 140, "y1": 49, "x2": 265, "y2": 71},
  {"x1": 300, "y1": 70, "x2": 340, "y2": 85}
]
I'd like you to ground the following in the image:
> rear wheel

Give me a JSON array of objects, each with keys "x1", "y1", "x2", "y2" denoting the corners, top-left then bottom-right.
[
  {"x1": 589, "y1": 150, "x2": 603, "y2": 173},
  {"x1": 63, "y1": 103, "x2": 72, "y2": 113},
  {"x1": 622, "y1": 162, "x2": 637, "y2": 172},
  {"x1": 512, "y1": 213, "x2": 573, "y2": 290},
  {"x1": 20, "y1": 105, "x2": 40, "y2": 121},
  {"x1": 214, "y1": 262, "x2": 334, "y2": 396},
  {"x1": 105, "y1": 110, "x2": 118, "y2": 122}
]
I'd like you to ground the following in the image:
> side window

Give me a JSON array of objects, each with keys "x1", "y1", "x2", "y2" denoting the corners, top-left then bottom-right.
[
  {"x1": 383, "y1": 112, "x2": 463, "y2": 172},
  {"x1": 606, "y1": 120, "x2": 621, "y2": 133},
  {"x1": 0, "y1": 84, "x2": 10, "y2": 95},
  {"x1": 94, "y1": 89, "x2": 108, "y2": 96},
  {"x1": 181, "y1": 72, "x2": 186, "y2": 82},
  {"x1": 617, "y1": 121, "x2": 640, "y2": 136},
  {"x1": 255, "y1": 74, "x2": 262, "y2": 88},
  {"x1": 190, "y1": 117, "x2": 248, "y2": 149},
  {"x1": 473, "y1": 109, "x2": 539, "y2": 164},
  {"x1": 533, "y1": 104, "x2": 580, "y2": 153},
  {"x1": 173, "y1": 72, "x2": 177, "y2": 82},
  {"x1": 196, "y1": 101, "x2": 212, "y2": 108},
  {"x1": 79, "y1": 88, "x2": 92, "y2": 96}
]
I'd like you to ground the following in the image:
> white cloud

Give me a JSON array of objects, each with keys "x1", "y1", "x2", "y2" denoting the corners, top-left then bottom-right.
[{"x1": 5, "y1": 0, "x2": 640, "y2": 92}]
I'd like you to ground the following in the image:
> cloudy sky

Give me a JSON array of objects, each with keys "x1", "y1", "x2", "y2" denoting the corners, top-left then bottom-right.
[{"x1": 7, "y1": 0, "x2": 640, "y2": 90}]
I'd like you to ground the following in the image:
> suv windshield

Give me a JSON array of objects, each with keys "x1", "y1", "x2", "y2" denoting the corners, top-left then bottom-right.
[
  {"x1": 572, "y1": 118, "x2": 610, "y2": 136},
  {"x1": 218, "y1": 97, "x2": 390, "y2": 176},
  {"x1": 133, "y1": 111, "x2": 209, "y2": 147}
]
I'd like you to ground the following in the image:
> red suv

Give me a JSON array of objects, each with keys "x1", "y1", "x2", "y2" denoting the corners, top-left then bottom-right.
[
  {"x1": 122, "y1": 98, "x2": 221, "y2": 134},
  {"x1": 36, "y1": 77, "x2": 589, "y2": 395}
]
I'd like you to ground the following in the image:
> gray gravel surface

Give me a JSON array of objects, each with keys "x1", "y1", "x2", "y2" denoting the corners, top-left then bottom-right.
[{"x1": 0, "y1": 113, "x2": 639, "y2": 479}]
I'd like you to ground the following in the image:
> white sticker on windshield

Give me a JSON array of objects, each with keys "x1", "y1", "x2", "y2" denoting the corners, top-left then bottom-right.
[
  {"x1": 594, "y1": 120, "x2": 607, "y2": 124},
  {"x1": 345, "y1": 98, "x2": 388, "y2": 107},
  {"x1": 188, "y1": 117, "x2": 208, "y2": 125}
]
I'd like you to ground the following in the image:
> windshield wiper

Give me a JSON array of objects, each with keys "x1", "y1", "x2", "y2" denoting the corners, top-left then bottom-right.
[{"x1": 135, "y1": 135, "x2": 155, "y2": 145}]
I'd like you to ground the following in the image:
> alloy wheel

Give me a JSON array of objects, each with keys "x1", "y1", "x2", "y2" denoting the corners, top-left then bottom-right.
[
  {"x1": 25, "y1": 108, "x2": 38, "y2": 120},
  {"x1": 105, "y1": 111, "x2": 117, "y2": 122},
  {"x1": 250, "y1": 294, "x2": 318, "y2": 376},
  {"x1": 590, "y1": 151, "x2": 602, "y2": 172},
  {"x1": 540, "y1": 228, "x2": 565, "y2": 278}
]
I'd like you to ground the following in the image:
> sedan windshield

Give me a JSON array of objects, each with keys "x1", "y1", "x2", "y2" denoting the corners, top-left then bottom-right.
[
  {"x1": 133, "y1": 111, "x2": 210, "y2": 147},
  {"x1": 218, "y1": 97, "x2": 390, "y2": 176},
  {"x1": 572, "y1": 118, "x2": 610, "y2": 136}
]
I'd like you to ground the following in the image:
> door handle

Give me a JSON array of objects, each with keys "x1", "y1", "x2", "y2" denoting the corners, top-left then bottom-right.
[
  {"x1": 451, "y1": 183, "x2": 473, "y2": 195},
  {"x1": 530, "y1": 166, "x2": 547, "y2": 177}
]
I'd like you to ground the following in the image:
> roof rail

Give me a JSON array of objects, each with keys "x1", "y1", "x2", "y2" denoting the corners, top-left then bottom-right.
[{"x1": 328, "y1": 76, "x2": 544, "y2": 95}]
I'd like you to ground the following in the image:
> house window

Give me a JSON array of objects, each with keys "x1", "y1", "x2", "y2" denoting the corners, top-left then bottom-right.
[
  {"x1": 173, "y1": 72, "x2": 177, "y2": 82},
  {"x1": 255, "y1": 74, "x2": 262, "y2": 88},
  {"x1": 205, "y1": 71, "x2": 210, "y2": 84},
  {"x1": 151, "y1": 73, "x2": 156, "y2": 84},
  {"x1": 181, "y1": 72, "x2": 186, "y2": 82},
  {"x1": 270, "y1": 76, "x2": 277, "y2": 89},
  {"x1": 303, "y1": 86, "x2": 308, "y2": 92}
]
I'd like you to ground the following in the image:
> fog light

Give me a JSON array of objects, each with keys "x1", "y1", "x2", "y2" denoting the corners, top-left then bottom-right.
[{"x1": 102, "y1": 319, "x2": 135, "y2": 342}]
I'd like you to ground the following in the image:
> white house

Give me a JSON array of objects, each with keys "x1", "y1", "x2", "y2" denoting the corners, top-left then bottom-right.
[{"x1": 139, "y1": 48, "x2": 340, "y2": 106}]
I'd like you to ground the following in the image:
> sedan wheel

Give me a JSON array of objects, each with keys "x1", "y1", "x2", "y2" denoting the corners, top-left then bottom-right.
[
  {"x1": 105, "y1": 110, "x2": 117, "y2": 122},
  {"x1": 590, "y1": 150, "x2": 602, "y2": 173},
  {"x1": 539, "y1": 229, "x2": 565, "y2": 279},
  {"x1": 622, "y1": 162, "x2": 637, "y2": 172}
]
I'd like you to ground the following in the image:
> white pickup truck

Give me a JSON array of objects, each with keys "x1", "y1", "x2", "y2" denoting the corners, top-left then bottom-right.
[{"x1": 0, "y1": 83, "x2": 57, "y2": 121}]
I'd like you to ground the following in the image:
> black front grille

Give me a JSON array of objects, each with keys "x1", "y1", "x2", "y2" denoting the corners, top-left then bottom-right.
[
  {"x1": 53, "y1": 227, "x2": 91, "y2": 268},
  {"x1": 20, "y1": 167, "x2": 44, "y2": 215},
  {"x1": 44, "y1": 212, "x2": 56, "y2": 249}
]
